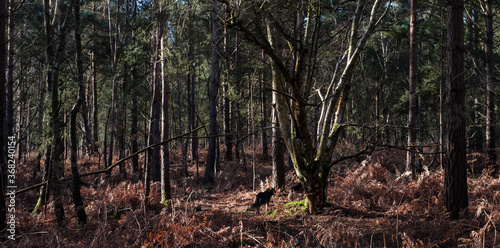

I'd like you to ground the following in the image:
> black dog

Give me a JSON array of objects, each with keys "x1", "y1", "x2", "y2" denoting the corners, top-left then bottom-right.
[
  {"x1": 287, "y1": 182, "x2": 304, "y2": 201},
  {"x1": 251, "y1": 188, "x2": 275, "y2": 214}
]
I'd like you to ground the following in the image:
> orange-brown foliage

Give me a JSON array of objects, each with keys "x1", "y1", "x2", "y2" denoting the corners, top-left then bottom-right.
[{"x1": 5, "y1": 146, "x2": 500, "y2": 247}]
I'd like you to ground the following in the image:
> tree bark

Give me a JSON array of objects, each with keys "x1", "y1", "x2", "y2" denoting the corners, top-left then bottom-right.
[
  {"x1": 271, "y1": 93, "x2": 285, "y2": 189},
  {"x1": 187, "y1": 43, "x2": 199, "y2": 180},
  {"x1": 107, "y1": 0, "x2": 125, "y2": 178},
  {"x1": 260, "y1": 51, "x2": 269, "y2": 161},
  {"x1": 204, "y1": 1, "x2": 220, "y2": 186},
  {"x1": 234, "y1": 30, "x2": 242, "y2": 163},
  {"x1": 130, "y1": 70, "x2": 139, "y2": 175},
  {"x1": 42, "y1": 0, "x2": 69, "y2": 227},
  {"x1": 160, "y1": 35, "x2": 171, "y2": 204},
  {"x1": 266, "y1": 20, "x2": 285, "y2": 190},
  {"x1": 444, "y1": 0, "x2": 468, "y2": 220},
  {"x1": 484, "y1": 0, "x2": 496, "y2": 176},
  {"x1": 406, "y1": 0, "x2": 417, "y2": 176},
  {"x1": 223, "y1": 22, "x2": 233, "y2": 161},
  {"x1": 149, "y1": 7, "x2": 162, "y2": 183},
  {"x1": 6, "y1": 0, "x2": 14, "y2": 141},
  {"x1": 34, "y1": 64, "x2": 45, "y2": 178},
  {"x1": 92, "y1": 0, "x2": 99, "y2": 154},
  {"x1": 69, "y1": 0, "x2": 87, "y2": 227},
  {"x1": 129, "y1": 0, "x2": 139, "y2": 175},
  {"x1": 0, "y1": 0, "x2": 7, "y2": 236}
]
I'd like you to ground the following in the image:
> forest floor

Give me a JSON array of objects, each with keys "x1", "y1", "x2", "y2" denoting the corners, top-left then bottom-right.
[{"x1": 4, "y1": 144, "x2": 500, "y2": 247}]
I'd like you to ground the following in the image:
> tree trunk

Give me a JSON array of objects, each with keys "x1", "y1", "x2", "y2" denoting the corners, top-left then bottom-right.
[
  {"x1": 69, "y1": 0, "x2": 87, "y2": 228},
  {"x1": 129, "y1": 0, "x2": 139, "y2": 175},
  {"x1": 204, "y1": 1, "x2": 220, "y2": 186},
  {"x1": 160, "y1": 35, "x2": 171, "y2": 204},
  {"x1": 406, "y1": 0, "x2": 417, "y2": 176},
  {"x1": 34, "y1": 64, "x2": 45, "y2": 178},
  {"x1": 223, "y1": 22, "x2": 233, "y2": 161},
  {"x1": 484, "y1": 0, "x2": 496, "y2": 176},
  {"x1": 266, "y1": 19, "x2": 286, "y2": 190},
  {"x1": 439, "y1": 7, "x2": 445, "y2": 169},
  {"x1": 444, "y1": 0, "x2": 468, "y2": 220},
  {"x1": 130, "y1": 74, "x2": 139, "y2": 174},
  {"x1": 150, "y1": 12, "x2": 162, "y2": 183},
  {"x1": 41, "y1": 0, "x2": 69, "y2": 227},
  {"x1": 92, "y1": 0, "x2": 99, "y2": 154},
  {"x1": 92, "y1": 52, "x2": 99, "y2": 153},
  {"x1": 270, "y1": 64, "x2": 285, "y2": 189},
  {"x1": 130, "y1": 69, "x2": 139, "y2": 174},
  {"x1": 234, "y1": 31, "x2": 242, "y2": 163},
  {"x1": 6, "y1": 0, "x2": 14, "y2": 141},
  {"x1": 188, "y1": 43, "x2": 198, "y2": 180},
  {"x1": 271, "y1": 98, "x2": 285, "y2": 189},
  {"x1": 260, "y1": 50, "x2": 269, "y2": 161},
  {"x1": 0, "y1": 0, "x2": 7, "y2": 236},
  {"x1": 302, "y1": 163, "x2": 329, "y2": 213},
  {"x1": 107, "y1": 0, "x2": 125, "y2": 178}
]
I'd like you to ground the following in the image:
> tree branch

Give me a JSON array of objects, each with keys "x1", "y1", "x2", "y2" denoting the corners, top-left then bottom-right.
[{"x1": 14, "y1": 126, "x2": 204, "y2": 195}]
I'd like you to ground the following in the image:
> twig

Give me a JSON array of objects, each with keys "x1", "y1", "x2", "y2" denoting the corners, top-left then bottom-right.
[{"x1": 245, "y1": 233, "x2": 264, "y2": 246}]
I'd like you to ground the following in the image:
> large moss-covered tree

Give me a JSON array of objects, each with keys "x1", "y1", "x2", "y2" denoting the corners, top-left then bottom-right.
[{"x1": 221, "y1": 0, "x2": 386, "y2": 213}]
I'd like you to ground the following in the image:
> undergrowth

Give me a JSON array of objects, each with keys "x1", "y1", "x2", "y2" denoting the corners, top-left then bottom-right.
[{"x1": 4, "y1": 147, "x2": 500, "y2": 247}]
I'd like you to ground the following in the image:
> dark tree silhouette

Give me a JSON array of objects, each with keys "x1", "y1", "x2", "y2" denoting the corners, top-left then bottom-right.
[{"x1": 444, "y1": 0, "x2": 468, "y2": 220}]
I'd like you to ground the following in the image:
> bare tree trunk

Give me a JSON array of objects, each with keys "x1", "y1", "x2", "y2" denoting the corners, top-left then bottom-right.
[
  {"x1": 92, "y1": 0, "x2": 99, "y2": 154},
  {"x1": 107, "y1": 0, "x2": 125, "y2": 178},
  {"x1": 406, "y1": 0, "x2": 417, "y2": 176},
  {"x1": 160, "y1": 35, "x2": 171, "y2": 204},
  {"x1": 0, "y1": 0, "x2": 7, "y2": 236},
  {"x1": 41, "y1": 0, "x2": 69, "y2": 227},
  {"x1": 204, "y1": 1, "x2": 220, "y2": 186},
  {"x1": 439, "y1": 8, "x2": 445, "y2": 169},
  {"x1": 260, "y1": 50, "x2": 269, "y2": 161},
  {"x1": 188, "y1": 43, "x2": 198, "y2": 180},
  {"x1": 178, "y1": 71, "x2": 188, "y2": 177},
  {"x1": 484, "y1": 0, "x2": 497, "y2": 176},
  {"x1": 234, "y1": 28, "x2": 242, "y2": 163},
  {"x1": 271, "y1": 94, "x2": 285, "y2": 189},
  {"x1": 69, "y1": 0, "x2": 87, "y2": 227},
  {"x1": 267, "y1": 21, "x2": 285, "y2": 190},
  {"x1": 444, "y1": 0, "x2": 468, "y2": 220},
  {"x1": 34, "y1": 65, "x2": 45, "y2": 178},
  {"x1": 129, "y1": 0, "x2": 139, "y2": 175},
  {"x1": 223, "y1": 22, "x2": 233, "y2": 161},
  {"x1": 150, "y1": 14, "x2": 162, "y2": 183},
  {"x1": 6, "y1": 0, "x2": 14, "y2": 142},
  {"x1": 130, "y1": 71, "x2": 139, "y2": 174},
  {"x1": 92, "y1": 55, "x2": 99, "y2": 153}
]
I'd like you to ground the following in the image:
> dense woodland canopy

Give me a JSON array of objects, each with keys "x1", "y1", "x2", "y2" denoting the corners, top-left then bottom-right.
[{"x1": 0, "y1": 0, "x2": 499, "y2": 246}]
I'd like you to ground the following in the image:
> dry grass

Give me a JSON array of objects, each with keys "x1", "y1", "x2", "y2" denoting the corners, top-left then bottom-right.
[{"x1": 4, "y1": 146, "x2": 500, "y2": 247}]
